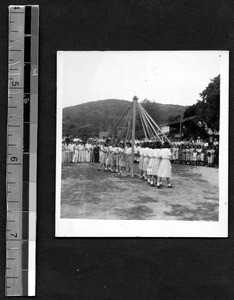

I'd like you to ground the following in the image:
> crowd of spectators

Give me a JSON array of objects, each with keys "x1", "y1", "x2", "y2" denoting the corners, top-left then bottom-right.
[
  {"x1": 169, "y1": 136, "x2": 219, "y2": 167},
  {"x1": 61, "y1": 135, "x2": 219, "y2": 168}
]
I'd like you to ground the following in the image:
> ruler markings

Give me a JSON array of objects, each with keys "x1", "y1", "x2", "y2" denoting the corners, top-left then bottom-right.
[
  {"x1": 6, "y1": 5, "x2": 38, "y2": 297},
  {"x1": 7, "y1": 248, "x2": 20, "y2": 250},
  {"x1": 7, "y1": 163, "x2": 22, "y2": 168},
  {"x1": 9, "y1": 62, "x2": 22, "y2": 66},
  {"x1": 7, "y1": 239, "x2": 23, "y2": 242},
  {"x1": 9, "y1": 87, "x2": 23, "y2": 89}
]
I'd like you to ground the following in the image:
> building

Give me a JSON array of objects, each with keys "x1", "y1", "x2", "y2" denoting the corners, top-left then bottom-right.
[
  {"x1": 160, "y1": 125, "x2": 170, "y2": 135},
  {"x1": 99, "y1": 129, "x2": 123, "y2": 139},
  {"x1": 161, "y1": 116, "x2": 219, "y2": 140},
  {"x1": 161, "y1": 116, "x2": 197, "y2": 139},
  {"x1": 99, "y1": 131, "x2": 109, "y2": 139}
]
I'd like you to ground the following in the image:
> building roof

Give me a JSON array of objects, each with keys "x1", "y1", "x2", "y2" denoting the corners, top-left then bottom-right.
[{"x1": 162, "y1": 115, "x2": 197, "y2": 127}]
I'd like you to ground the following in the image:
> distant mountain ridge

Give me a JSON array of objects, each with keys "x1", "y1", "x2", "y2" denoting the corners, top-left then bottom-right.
[{"x1": 62, "y1": 99, "x2": 188, "y2": 138}]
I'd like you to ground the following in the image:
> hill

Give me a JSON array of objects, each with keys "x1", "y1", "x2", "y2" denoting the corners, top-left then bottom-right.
[{"x1": 62, "y1": 99, "x2": 188, "y2": 138}]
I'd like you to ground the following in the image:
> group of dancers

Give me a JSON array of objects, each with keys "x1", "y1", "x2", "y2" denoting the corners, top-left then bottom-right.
[
  {"x1": 62, "y1": 135, "x2": 220, "y2": 188},
  {"x1": 98, "y1": 140, "x2": 173, "y2": 188}
]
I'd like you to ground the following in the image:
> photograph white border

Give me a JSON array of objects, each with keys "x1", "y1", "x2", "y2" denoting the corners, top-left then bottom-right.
[{"x1": 56, "y1": 51, "x2": 229, "y2": 237}]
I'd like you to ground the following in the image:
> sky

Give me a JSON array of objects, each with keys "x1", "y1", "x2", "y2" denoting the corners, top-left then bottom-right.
[{"x1": 59, "y1": 51, "x2": 222, "y2": 108}]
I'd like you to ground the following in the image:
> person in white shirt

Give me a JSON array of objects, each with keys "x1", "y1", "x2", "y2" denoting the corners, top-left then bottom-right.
[
  {"x1": 111, "y1": 143, "x2": 118, "y2": 172},
  {"x1": 151, "y1": 141, "x2": 162, "y2": 186},
  {"x1": 204, "y1": 140, "x2": 209, "y2": 148},
  {"x1": 118, "y1": 143, "x2": 126, "y2": 174},
  {"x1": 111, "y1": 142, "x2": 118, "y2": 172},
  {"x1": 78, "y1": 142, "x2": 84, "y2": 162},
  {"x1": 213, "y1": 137, "x2": 219, "y2": 147},
  {"x1": 64, "y1": 142, "x2": 69, "y2": 163},
  {"x1": 157, "y1": 141, "x2": 173, "y2": 188},
  {"x1": 104, "y1": 143, "x2": 110, "y2": 171},
  {"x1": 115, "y1": 143, "x2": 121, "y2": 173},
  {"x1": 72, "y1": 142, "x2": 79, "y2": 163},
  {"x1": 125, "y1": 142, "x2": 132, "y2": 174},
  {"x1": 67, "y1": 142, "x2": 74, "y2": 163},
  {"x1": 85, "y1": 142, "x2": 92, "y2": 163},
  {"x1": 139, "y1": 143, "x2": 145, "y2": 179},
  {"x1": 106, "y1": 142, "x2": 114, "y2": 171},
  {"x1": 146, "y1": 142, "x2": 155, "y2": 184},
  {"x1": 98, "y1": 141, "x2": 107, "y2": 171},
  {"x1": 142, "y1": 142, "x2": 150, "y2": 180}
]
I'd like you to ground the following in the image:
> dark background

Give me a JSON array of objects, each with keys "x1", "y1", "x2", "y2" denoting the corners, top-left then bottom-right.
[{"x1": 0, "y1": 0, "x2": 234, "y2": 299}]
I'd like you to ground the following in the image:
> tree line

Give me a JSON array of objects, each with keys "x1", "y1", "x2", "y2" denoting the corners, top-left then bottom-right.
[{"x1": 167, "y1": 75, "x2": 220, "y2": 139}]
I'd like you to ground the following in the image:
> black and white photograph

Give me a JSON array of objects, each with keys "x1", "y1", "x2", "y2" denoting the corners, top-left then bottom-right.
[{"x1": 56, "y1": 51, "x2": 228, "y2": 237}]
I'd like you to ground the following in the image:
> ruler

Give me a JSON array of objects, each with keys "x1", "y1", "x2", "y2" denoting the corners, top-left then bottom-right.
[{"x1": 6, "y1": 5, "x2": 39, "y2": 296}]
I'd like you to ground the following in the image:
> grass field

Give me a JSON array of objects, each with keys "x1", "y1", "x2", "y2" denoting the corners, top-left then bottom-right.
[{"x1": 60, "y1": 162, "x2": 219, "y2": 221}]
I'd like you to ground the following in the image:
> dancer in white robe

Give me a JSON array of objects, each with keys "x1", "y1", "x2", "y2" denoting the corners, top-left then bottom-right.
[
  {"x1": 72, "y1": 142, "x2": 79, "y2": 163},
  {"x1": 85, "y1": 142, "x2": 92, "y2": 162},
  {"x1": 139, "y1": 143, "x2": 145, "y2": 179},
  {"x1": 151, "y1": 141, "x2": 162, "y2": 186},
  {"x1": 157, "y1": 141, "x2": 173, "y2": 188},
  {"x1": 98, "y1": 142, "x2": 107, "y2": 170},
  {"x1": 146, "y1": 143, "x2": 154, "y2": 184},
  {"x1": 67, "y1": 142, "x2": 73, "y2": 163},
  {"x1": 78, "y1": 143, "x2": 85, "y2": 162},
  {"x1": 142, "y1": 143, "x2": 150, "y2": 180}
]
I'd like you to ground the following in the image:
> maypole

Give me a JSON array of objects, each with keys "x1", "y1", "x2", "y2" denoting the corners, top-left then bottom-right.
[
  {"x1": 107, "y1": 95, "x2": 171, "y2": 178},
  {"x1": 130, "y1": 96, "x2": 137, "y2": 177}
]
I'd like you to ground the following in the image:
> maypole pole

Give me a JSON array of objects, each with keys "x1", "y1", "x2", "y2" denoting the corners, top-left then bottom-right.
[{"x1": 130, "y1": 96, "x2": 137, "y2": 178}]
